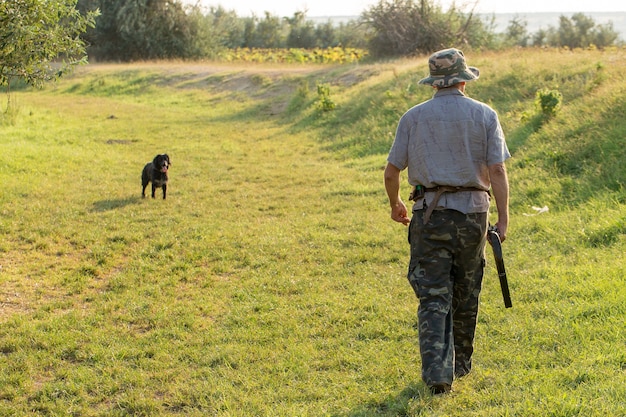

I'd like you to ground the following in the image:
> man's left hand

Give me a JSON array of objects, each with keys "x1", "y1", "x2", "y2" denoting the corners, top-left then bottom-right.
[{"x1": 391, "y1": 201, "x2": 411, "y2": 226}]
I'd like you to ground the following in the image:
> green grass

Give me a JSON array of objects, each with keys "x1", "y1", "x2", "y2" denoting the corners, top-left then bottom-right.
[{"x1": 1, "y1": 50, "x2": 625, "y2": 416}]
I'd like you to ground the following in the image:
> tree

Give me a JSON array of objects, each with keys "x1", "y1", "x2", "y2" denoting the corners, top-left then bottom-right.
[
  {"x1": 116, "y1": 0, "x2": 192, "y2": 60},
  {"x1": 0, "y1": 0, "x2": 98, "y2": 89},
  {"x1": 531, "y1": 28, "x2": 548, "y2": 47},
  {"x1": 592, "y1": 22, "x2": 619, "y2": 48},
  {"x1": 286, "y1": 11, "x2": 317, "y2": 49},
  {"x1": 249, "y1": 12, "x2": 285, "y2": 48},
  {"x1": 505, "y1": 15, "x2": 529, "y2": 47},
  {"x1": 361, "y1": 0, "x2": 494, "y2": 58},
  {"x1": 543, "y1": 13, "x2": 619, "y2": 49},
  {"x1": 315, "y1": 20, "x2": 339, "y2": 48},
  {"x1": 209, "y1": 7, "x2": 245, "y2": 49},
  {"x1": 556, "y1": 15, "x2": 579, "y2": 48},
  {"x1": 335, "y1": 21, "x2": 370, "y2": 49},
  {"x1": 78, "y1": 0, "x2": 195, "y2": 61},
  {"x1": 185, "y1": 5, "x2": 244, "y2": 58}
]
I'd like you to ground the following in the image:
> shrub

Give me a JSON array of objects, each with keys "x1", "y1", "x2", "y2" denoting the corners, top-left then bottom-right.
[
  {"x1": 535, "y1": 88, "x2": 562, "y2": 117},
  {"x1": 316, "y1": 83, "x2": 336, "y2": 112}
]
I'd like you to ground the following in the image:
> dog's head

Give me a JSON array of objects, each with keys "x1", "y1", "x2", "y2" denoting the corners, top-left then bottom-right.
[{"x1": 153, "y1": 154, "x2": 171, "y2": 173}]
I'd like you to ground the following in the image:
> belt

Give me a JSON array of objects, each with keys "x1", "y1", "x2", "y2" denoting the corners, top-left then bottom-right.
[{"x1": 422, "y1": 186, "x2": 488, "y2": 224}]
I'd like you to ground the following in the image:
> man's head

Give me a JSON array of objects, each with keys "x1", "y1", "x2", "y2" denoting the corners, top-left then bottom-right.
[{"x1": 418, "y1": 48, "x2": 479, "y2": 88}]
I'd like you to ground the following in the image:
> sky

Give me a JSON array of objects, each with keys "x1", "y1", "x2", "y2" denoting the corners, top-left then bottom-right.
[{"x1": 181, "y1": 0, "x2": 625, "y2": 17}]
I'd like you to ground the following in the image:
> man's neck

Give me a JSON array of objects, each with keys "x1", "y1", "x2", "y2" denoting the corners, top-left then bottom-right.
[{"x1": 436, "y1": 82, "x2": 466, "y2": 93}]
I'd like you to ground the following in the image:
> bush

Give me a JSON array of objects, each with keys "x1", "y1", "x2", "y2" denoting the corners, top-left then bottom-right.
[
  {"x1": 535, "y1": 88, "x2": 563, "y2": 117},
  {"x1": 316, "y1": 83, "x2": 336, "y2": 112}
]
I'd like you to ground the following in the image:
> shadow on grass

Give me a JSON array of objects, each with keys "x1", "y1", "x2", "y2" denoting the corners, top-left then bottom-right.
[
  {"x1": 92, "y1": 196, "x2": 142, "y2": 212},
  {"x1": 339, "y1": 382, "x2": 433, "y2": 417},
  {"x1": 506, "y1": 113, "x2": 545, "y2": 154}
]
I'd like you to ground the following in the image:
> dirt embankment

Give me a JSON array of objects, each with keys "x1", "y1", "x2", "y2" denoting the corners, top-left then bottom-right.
[{"x1": 79, "y1": 61, "x2": 390, "y2": 96}]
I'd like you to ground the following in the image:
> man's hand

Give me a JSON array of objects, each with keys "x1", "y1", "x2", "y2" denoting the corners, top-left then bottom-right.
[
  {"x1": 493, "y1": 221, "x2": 507, "y2": 243},
  {"x1": 384, "y1": 163, "x2": 411, "y2": 226},
  {"x1": 391, "y1": 201, "x2": 411, "y2": 225},
  {"x1": 488, "y1": 162, "x2": 509, "y2": 243}
]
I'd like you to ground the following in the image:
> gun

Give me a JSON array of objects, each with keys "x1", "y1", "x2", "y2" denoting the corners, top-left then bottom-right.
[{"x1": 487, "y1": 225, "x2": 512, "y2": 308}]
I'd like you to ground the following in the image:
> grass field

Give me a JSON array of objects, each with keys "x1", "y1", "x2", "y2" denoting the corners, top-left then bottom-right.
[{"x1": 1, "y1": 48, "x2": 625, "y2": 416}]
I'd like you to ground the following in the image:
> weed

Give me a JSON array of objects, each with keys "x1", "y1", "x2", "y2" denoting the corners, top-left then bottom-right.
[
  {"x1": 535, "y1": 87, "x2": 562, "y2": 117},
  {"x1": 316, "y1": 82, "x2": 336, "y2": 111}
]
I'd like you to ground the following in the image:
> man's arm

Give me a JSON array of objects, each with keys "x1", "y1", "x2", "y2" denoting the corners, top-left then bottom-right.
[
  {"x1": 384, "y1": 162, "x2": 411, "y2": 226},
  {"x1": 488, "y1": 162, "x2": 509, "y2": 241}
]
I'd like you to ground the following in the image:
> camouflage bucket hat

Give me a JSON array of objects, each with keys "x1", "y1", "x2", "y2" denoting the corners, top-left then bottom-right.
[{"x1": 418, "y1": 48, "x2": 480, "y2": 88}]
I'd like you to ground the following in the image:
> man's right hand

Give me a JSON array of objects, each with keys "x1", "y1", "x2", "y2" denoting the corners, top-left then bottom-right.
[
  {"x1": 494, "y1": 221, "x2": 507, "y2": 242},
  {"x1": 488, "y1": 162, "x2": 509, "y2": 243}
]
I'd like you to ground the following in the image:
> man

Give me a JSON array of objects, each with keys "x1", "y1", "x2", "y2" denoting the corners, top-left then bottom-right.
[{"x1": 384, "y1": 48, "x2": 510, "y2": 395}]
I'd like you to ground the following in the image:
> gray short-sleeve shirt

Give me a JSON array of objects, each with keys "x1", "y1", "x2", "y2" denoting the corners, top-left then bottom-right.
[{"x1": 387, "y1": 88, "x2": 510, "y2": 213}]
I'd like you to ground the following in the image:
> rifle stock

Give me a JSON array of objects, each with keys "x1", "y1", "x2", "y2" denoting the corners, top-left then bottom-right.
[{"x1": 487, "y1": 226, "x2": 512, "y2": 308}]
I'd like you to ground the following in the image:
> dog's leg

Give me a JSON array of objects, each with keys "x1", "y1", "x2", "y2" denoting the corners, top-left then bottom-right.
[
  {"x1": 151, "y1": 184, "x2": 157, "y2": 199},
  {"x1": 162, "y1": 184, "x2": 167, "y2": 199},
  {"x1": 141, "y1": 165, "x2": 151, "y2": 198}
]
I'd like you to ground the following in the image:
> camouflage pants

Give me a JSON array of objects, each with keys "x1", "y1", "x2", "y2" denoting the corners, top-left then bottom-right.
[{"x1": 407, "y1": 208, "x2": 487, "y2": 386}]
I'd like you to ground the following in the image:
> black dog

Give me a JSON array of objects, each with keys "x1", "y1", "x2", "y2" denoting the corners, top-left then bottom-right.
[{"x1": 141, "y1": 154, "x2": 171, "y2": 199}]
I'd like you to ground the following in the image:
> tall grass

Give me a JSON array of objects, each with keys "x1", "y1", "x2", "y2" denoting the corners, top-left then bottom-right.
[{"x1": 0, "y1": 49, "x2": 625, "y2": 416}]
